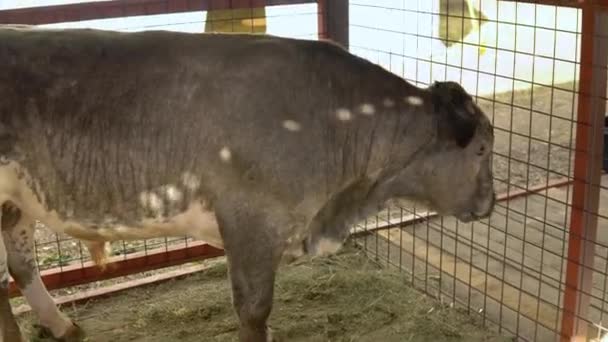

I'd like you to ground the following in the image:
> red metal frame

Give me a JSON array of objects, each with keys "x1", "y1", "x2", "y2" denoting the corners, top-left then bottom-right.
[
  {"x1": 316, "y1": 0, "x2": 325, "y2": 39},
  {"x1": 13, "y1": 263, "x2": 212, "y2": 316},
  {"x1": 0, "y1": 0, "x2": 316, "y2": 25},
  {"x1": 501, "y1": 0, "x2": 608, "y2": 8},
  {"x1": 8, "y1": 241, "x2": 224, "y2": 298},
  {"x1": 560, "y1": 4, "x2": 608, "y2": 341},
  {"x1": 316, "y1": 0, "x2": 348, "y2": 47}
]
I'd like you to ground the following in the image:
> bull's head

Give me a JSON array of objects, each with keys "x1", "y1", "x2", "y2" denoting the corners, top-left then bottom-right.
[
  {"x1": 382, "y1": 81, "x2": 496, "y2": 223},
  {"x1": 424, "y1": 81, "x2": 495, "y2": 222}
]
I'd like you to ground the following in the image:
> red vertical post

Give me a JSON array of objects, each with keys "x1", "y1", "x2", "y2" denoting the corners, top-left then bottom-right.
[
  {"x1": 560, "y1": 4, "x2": 608, "y2": 342},
  {"x1": 317, "y1": 0, "x2": 328, "y2": 40},
  {"x1": 317, "y1": 0, "x2": 349, "y2": 47}
]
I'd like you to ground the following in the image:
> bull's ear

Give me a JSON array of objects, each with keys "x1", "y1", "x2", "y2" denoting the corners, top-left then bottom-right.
[{"x1": 430, "y1": 81, "x2": 478, "y2": 148}]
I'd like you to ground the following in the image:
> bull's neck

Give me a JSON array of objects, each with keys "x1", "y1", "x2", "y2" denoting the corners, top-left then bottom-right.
[{"x1": 325, "y1": 94, "x2": 435, "y2": 196}]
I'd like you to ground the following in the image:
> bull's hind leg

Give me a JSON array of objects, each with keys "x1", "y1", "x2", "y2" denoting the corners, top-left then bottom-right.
[
  {"x1": 0, "y1": 212, "x2": 24, "y2": 342},
  {"x1": 1, "y1": 204, "x2": 84, "y2": 341}
]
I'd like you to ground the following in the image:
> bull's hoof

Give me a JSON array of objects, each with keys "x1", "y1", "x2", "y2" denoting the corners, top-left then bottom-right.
[
  {"x1": 58, "y1": 322, "x2": 86, "y2": 342},
  {"x1": 267, "y1": 326, "x2": 283, "y2": 342},
  {"x1": 34, "y1": 322, "x2": 86, "y2": 342},
  {"x1": 2, "y1": 326, "x2": 25, "y2": 342}
]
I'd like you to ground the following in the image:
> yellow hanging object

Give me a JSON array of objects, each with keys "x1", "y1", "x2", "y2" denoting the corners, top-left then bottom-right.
[
  {"x1": 479, "y1": 40, "x2": 487, "y2": 56},
  {"x1": 204, "y1": 7, "x2": 267, "y2": 34},
  {"x1": 466, "y1": 0, "x2": 486, "y2": 56}
]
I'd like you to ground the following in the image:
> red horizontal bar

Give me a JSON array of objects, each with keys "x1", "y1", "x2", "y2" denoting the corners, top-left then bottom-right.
[
  {"x1": 13, "y1": 263, "x2": 211, "y2": 316},
  {"x1": 0, "y1": 0, "x2": 317, "y2": 25},
  {"x1": 500, "y1": 0, "x2": 608, "y2": 8},
  {"x1": 8, "y1": 241, "x2": 224, "y2": 298}
]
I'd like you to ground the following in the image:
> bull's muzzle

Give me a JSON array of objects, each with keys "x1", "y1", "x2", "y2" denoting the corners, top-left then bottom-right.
[{"x1": 457, "y1": 192, "x2": 496, "y2": 223}]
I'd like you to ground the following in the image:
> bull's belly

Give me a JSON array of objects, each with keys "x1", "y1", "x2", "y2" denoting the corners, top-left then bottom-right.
[{"x1": 0, "y1": 161, "x2": 224, "y2": 248}]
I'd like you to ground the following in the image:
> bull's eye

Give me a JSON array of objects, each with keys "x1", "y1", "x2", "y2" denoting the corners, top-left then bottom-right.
[{"x1": 477, "y1": 146, "x2": 485, "y2": 156}]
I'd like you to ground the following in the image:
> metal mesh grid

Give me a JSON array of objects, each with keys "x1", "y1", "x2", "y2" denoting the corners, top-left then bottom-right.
[{"x1": 347, "y1": 1, "x2": 607, "y2": 341}]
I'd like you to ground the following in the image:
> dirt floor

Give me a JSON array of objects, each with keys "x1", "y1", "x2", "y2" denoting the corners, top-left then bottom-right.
[
  {"x1": 481, "y1": 81, "x2": 578, "y2": 194},
  {"x1": 16, "y1": 246, "x2": 513, "y2": 342}
]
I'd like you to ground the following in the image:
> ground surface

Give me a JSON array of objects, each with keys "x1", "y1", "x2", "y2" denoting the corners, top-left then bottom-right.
[
  {"x1": 481, "y1": 81, "x2": 578, "y2": 194},
  {"x1": 16, "y1": 246, "x2": 513, "y2": 342}
]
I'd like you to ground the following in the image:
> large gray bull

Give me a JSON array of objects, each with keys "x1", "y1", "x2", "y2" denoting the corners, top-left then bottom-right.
[{"x1": 0, "y1": 27, "x2": 495, "y2": 342}]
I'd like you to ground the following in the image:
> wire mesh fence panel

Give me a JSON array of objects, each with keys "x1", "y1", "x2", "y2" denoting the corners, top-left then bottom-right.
[{"x1": 347, "y1": 1, "x2": 607, "y2": 341}]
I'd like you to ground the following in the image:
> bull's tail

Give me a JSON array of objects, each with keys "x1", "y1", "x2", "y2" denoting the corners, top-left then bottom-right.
[{"x1": 83, "y1": 240, "x2": 112, "y2": 271}]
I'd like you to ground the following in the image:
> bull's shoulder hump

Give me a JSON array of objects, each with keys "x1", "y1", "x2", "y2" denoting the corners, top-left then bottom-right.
[
  {"x1": 0, "y1": 28, "x2": 188, "y2": 58},
  {"x1": 0, "y1": 29, "x2": 291, "y2": 67}
]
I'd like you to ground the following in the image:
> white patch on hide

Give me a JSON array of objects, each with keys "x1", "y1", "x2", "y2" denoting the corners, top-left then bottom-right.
[
  {"x1": 139, "y1": 191, "x2": 163, "y2": 214},
  {"x1": 181, "y1": 172, "x2": 201, "y2": 191},
  {"x1": 383, "y1": 98, "x2": 395, "y2": 108},
  {"x1": 163, "y1": 185, "x2": 183, "y2": 202},
  {"x1": 0, "y1": 267, "x2": 6, "y2": 285},
  {"x1": 359, "y1": 103, "x2": 375, "y2": 116},
  {"x1": 315, "y1": 238, "x2": 343, "y2": 256},
  {"x1": 336, "y1": 108, "x2": 352, "y2": 121},
  {"x1": 0, "y1": 237, "x2": 7, "y2": 285},
  {"x1": 405, "y1": 95, "x2": 424, "y2": 106},
  {"x1": 0, "y1": 162, "x2": 224, "y2": 250},
  {"x1": 282, "y1": 120, "x2": 301, "y2": 132},
  {"x1": 465, "y1": 100, "x2": 476, "y2": 115},
  {"x1": 219, "y1": 147, "x2": 232, "y2": 162}
]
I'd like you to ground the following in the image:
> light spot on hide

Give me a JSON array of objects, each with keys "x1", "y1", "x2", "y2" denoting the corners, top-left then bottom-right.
[
  {"x1": 0, "y1": 162, "x2": 225, "y2": 265},
  {"x1": 0, "y1": 269, "x2": 7, "y2": 284},
  {"x1": 405, "y1": 95, "x2": 424, "y2": 106},
  {"x1": 282, "y1": 120, "x2": 301, "y2": 132},
  {"x1": 383, "y1": 98, "x2": 395, "y2": 108},
  {"x1": 465, "y1": 100, "x2": 476, "y2": 115},
  {"x1": 139, "y1": 192, "x2": 163, "y2": 213},
  {"x1": 0, "y1": 240, "x2": 6, "y2": 284},
  {"x1": 336, "y1": 108, "x2": 352, "y2": 121},
  {"x1": 358, "y1": 103, "x2": 375, "y2": 116},
  {"x1": 164, "y1": 185, "x2": 183, "y2": 202},
  {"x1": 181, "y1": 172, "x2": 201, "y2": 191},
  {"x1": 315, "y1": 238, "x2": 343, "y2": 256},
  {"x1": 219, "y1": 147, "x2": 232, "y2": 162},
  {"x1": 285, "y1": 233, "x2": 302, "y2": 246}
]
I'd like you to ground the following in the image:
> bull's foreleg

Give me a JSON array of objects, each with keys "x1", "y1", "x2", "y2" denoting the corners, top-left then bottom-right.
[
  {"x1": 216, "y1": 199, "x2": 288, "y2": 342},
  {"x1": 227, "y1": 250, "x2": 278, "y2": 342},
  {"x1": 0, "y1": 214, "x2": 24, "y2": 342},
  {"x1": 1, "y1": 205, "x2": 84, "y2": 341}
]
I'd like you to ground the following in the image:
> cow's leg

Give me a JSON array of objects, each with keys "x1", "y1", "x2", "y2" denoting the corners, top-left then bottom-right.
[
  {"x1": 0, "y1": 212, "x2": 24, "y2": 342},
  {"x1": 227, "y1": 249, "x2": 279, "y2": 342},
  {"x1": 216, "y1": 200, "x2": 288, "y2": 342},
  {"x1": 1, "y1": 205, "x2": 83, "y2": 341}
]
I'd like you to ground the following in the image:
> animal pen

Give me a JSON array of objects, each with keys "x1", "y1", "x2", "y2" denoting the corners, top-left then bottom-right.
[{"x1": 1, "y1": 0, "x2": 607, "y2": 341}]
